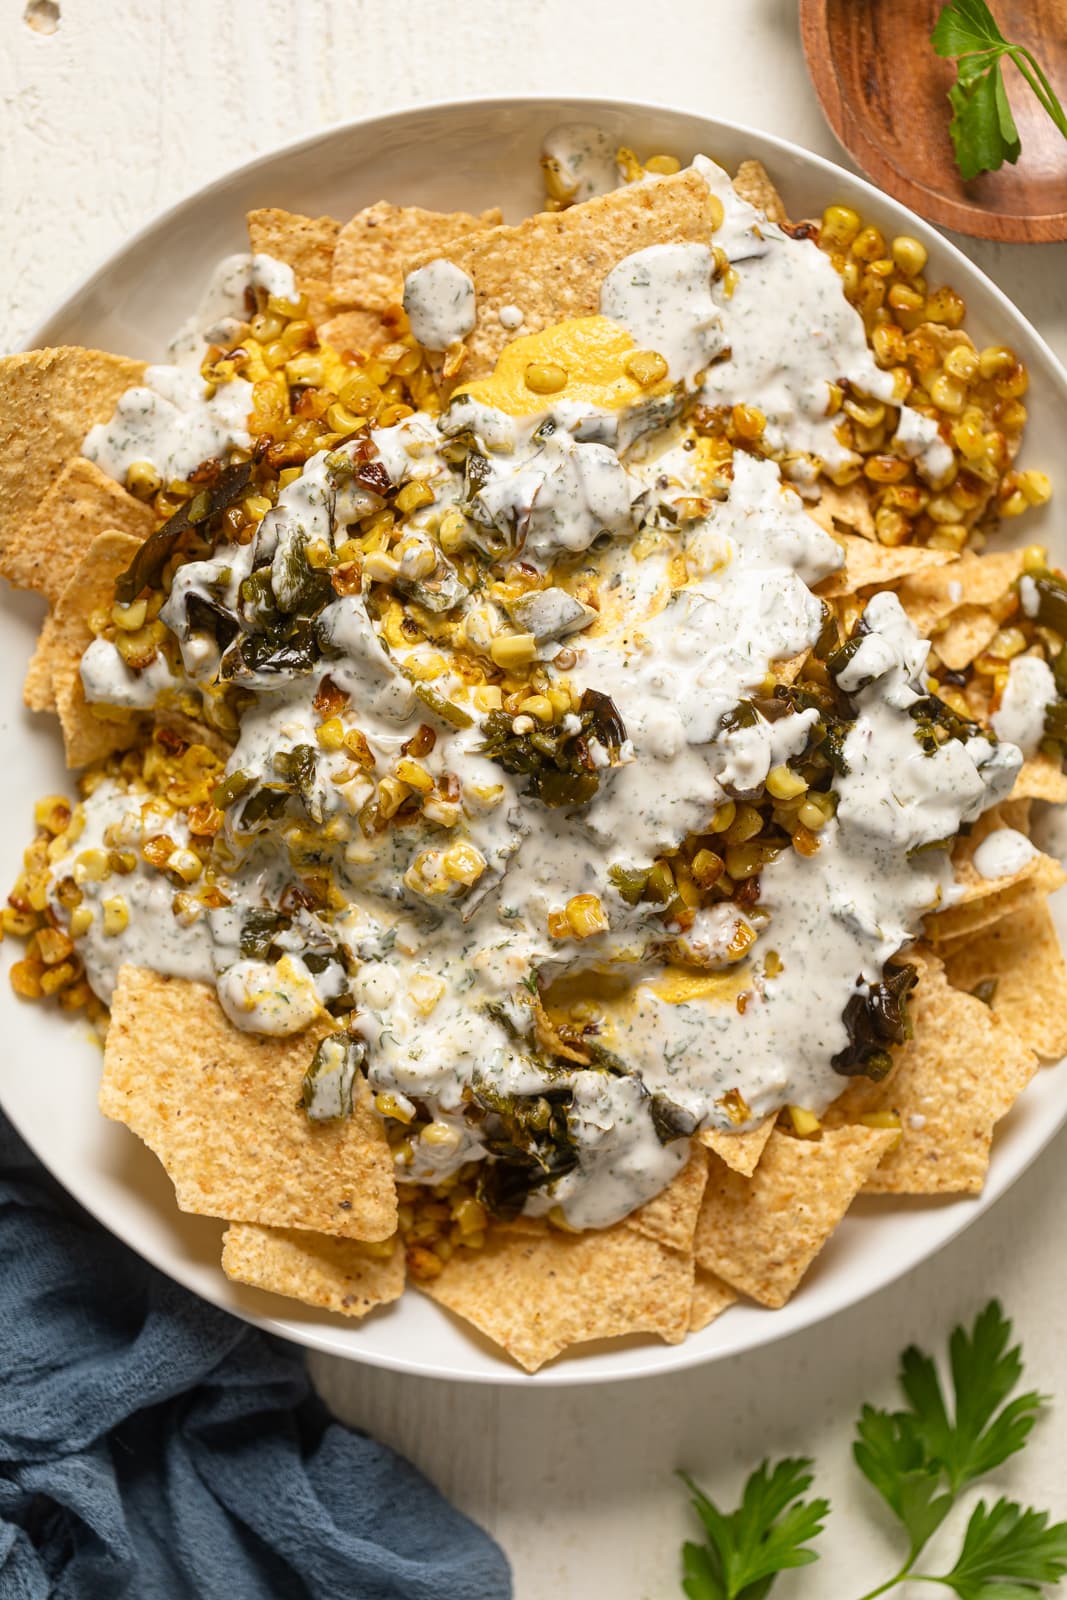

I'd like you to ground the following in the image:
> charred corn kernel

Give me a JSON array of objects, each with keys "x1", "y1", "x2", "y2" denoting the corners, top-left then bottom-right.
[
  {"x1": 171, "y1": 892, "x2": 202, "y2": 928},
  {"x1": 406, "y1": 1245, "x2": 444, "y2": 1279},
  {"x1": 395, "y1": 757, "x2": 434, "y2": 793},
  {"x1": 36, "y1": 926, "x2": 73, "y2": 965},
  {"x1": 821, "y1": 204, "x2": 861, "y2": 249},
  {"x1": 888, "y1": 282, "x2": 924, "y2": 313},
  {"x1": 927, "y1": 493, "x2": 962, "y2": 524},
  {"x1": 859, "y1": 1110, "x2": 902, "y2": 1133},
  {"x1": 126, "y1": 460, "x2": 165, "y2": 501},
  {"x1": 73, "y1": 848, "x2": 111, "y2": 884},
  {"x1": 624, "y1": 349, "x2": 669, "y2": 386},
  {"x1": 40, "y1": 962, "x2": 79, "y2": 997},
  {"x1": 851, "y1": 225, "x2": 886, "y2": 261},
  {"x1": 864, "y1": 454, "x2": 910, "y2": 484},
  {"x1": 924, "y1": 286, "x2": 965, "y2": 327},
  {"x1": 284, "y1": 352, "x2": 324, "y2": 386},
  {"x1": 325, "y1": 402, "x2": 363, "y2": 434},
  {"x1": 395, "y1": 480, "x2": 434, "y2": 514},
  {"x1": 871, "y1": 326, "x2": 906, "y2": 366},
  {"x1": 644, "y1": 153, "x2": 681, "y2": 175},
  {"x1": 999, "y1": 399, "x2": 1028, "y2": 433},
  {"x1": 111, "y1": 598, "x2": 147, "y2": 631},
  {"x1": 490, "y1": 633, "x2": 537, "y2": 669},
  {"x1": 376, "y1": 1092, "x2": 414, "y2": 1123},
  {"x1": 437, "y1": 508, "x2": 468, "y2": 554},
  {"x1": 1022, "y1": 543, "x2": 1048, "y2": 572},
  {"x1": 362, "y1": 551, "x2": 399, "y2": 583},
  {"x1": 421, "y1": 1120, "x2": 462, "y2": 1150},
  {"x1": 929, "y1": 374, "x2": 966, "y2": 414},
  {"x1": 166, "y1": 848, "x2": 202, "y2": 883},
  {"x1": 1019, "y1": 470, "x2": 1052, "y2": 506},
  {"x1": 377, "y1": 776, "x2": 411, "y2": 819},
  {"x1": 979, "y1": 344, "x2": 1015, "y2": 379},
  {"x1": 731, "y1": 403, "x2": 766, "y2": 440},
  {"x1": 825, "y1": 381, "x2": 844, "y2": 415},
  {"x1": 524, "y1": 362, "x2": 568, "y2": 394},
  {"x1": 710, "y1": 800, "x2": 736, "y2": 833},
  {"x1": 890, "y1": 235, "x2": 928, "y2": 277},
  {"x1": 3, "y1": 907, "x2": 38, "y2": 937},
  {"x1": 547, "y1": 685, "x2": 572, "y2": 716},
  {"x1": 725, "y1": 843, "x2": 764, "y2": 879},
  {"x1": 403, "y1": 650, "x2": 448, "y2": 680},
  {"x1": 766, "y1": 764, "x2": 808, "y2": 800},
  {"x1": 1000, "y1": 490, "x2": 1028, "y2": 518},
  {"x1": 875, "y1": 506, "x2": 911, "y2": 545},
  {"x1": 791, "y1": 823, "x2": 821, "y2": 857},
  {"x1": 521, "y1": 694, "x2": 555, "y2": 724},
  {"x1": 472, "y1": 685, "x2": 503, "y2": 712},
  {"x1": 725, "y1": 803, "x2": 763, "y2": 844},
  {"x1": 409, "y1": 973, "x2": 445, "y2": 1016},
  {"x1": 565, "y1": 893, "x2": 609, "y2": 939},
  {"x1": 843, "y1": 397, "x2": 885, "y2": 429},
  {"x1": 542, "y1": 155, "x2": 578, "y2": 203},
  {"x1": 316, "y1": 716, "x2": 346, "y2": 751},
  {"x1": 250, "y1": 310, "x2": 285, "y2": 342},
  {"x1": 101, "y1": 896, "x2": 129, "y2": 935},
  {"x1": 826, "y1": 456, "x2": 864, "y2": 487},
  {"x1": 453, "y1": 1197, "x2": 487, "y2": 1235},
  {"x1": 441, "y1": 842, "x2": 487, "y2": 886},
  {"x1": 787, "y1": 1105, "x2": 822, "y2": 1137},
  {"x1": 69, "y1": 905, "x2": 94, "y2": 937},
  {"x1": 691, "y1": 847, "x2": 725, "y2": 887},
  {"x1": 34, "y1": 795, "x2": 72, "y2": 835},
  {"x1": 797, "y1": 797, "x2": 831, "y2": 832},
  {"x1": 944, "y1": 344, "x2": 979, "y2": 383},
  {"x1": 952, "y1": 417, "x2": 986, "y2": 459},
  {"x1": 928, "y1": 523, "x2": 969, "y2": 550}
]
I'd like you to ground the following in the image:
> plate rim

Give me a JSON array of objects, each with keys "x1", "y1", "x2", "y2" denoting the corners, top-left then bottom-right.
[{"x1": 7, "y1": 91, "x2": 1067, "y2": 1386}]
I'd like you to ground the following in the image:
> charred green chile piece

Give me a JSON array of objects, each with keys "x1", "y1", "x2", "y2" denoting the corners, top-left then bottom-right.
[
  {"x1": 831, "y1": 961, "x2": 918, "y2": 1081},
  {"x1": 302, "y1": 1033, "x2": 366, "y2": 1122},
  {"x1": 479, "y1": 687, "x2": 626, "y2": 808},
  {"x1": 115, "y1": 460, "x2": 253, "y2": 604},
  {"x1": 240, "y1": 908, "x2": 287, "y2": 959}
]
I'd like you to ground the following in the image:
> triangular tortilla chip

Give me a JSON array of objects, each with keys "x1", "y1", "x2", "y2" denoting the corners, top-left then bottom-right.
[
  {"x1": 927, "y1": 853, "x2": 1064, "y2": 943},
  {"x1": 47, "y1": 529, "x2": 145, "y2": 767},
  {"x1": 318, "y1": 308, "x2": 392, "y2": 359},
  {"x1": 331, "y1": 201, "x2": 501, "y2": 313},
  {"x1": 626, "y1": 1144, "x2": 708, "y2": 1251},
  {"x1": 101, "y1": 966, "x2": 396, "y2": 1241},
  {"x1": 222, "y1": 1223, "x2": 405, "y2": 1318},
  {"x1": 247, "y1": 208, "x2": 340, "y2": 327},
  {"x1": 0, "y1": 348, "x2": 144, "y2": 569},
  {"x1": 949, "y1": 806, "x2": 1065, "y2": 905},
  {"x1": 408, "y1": 168, "x2": 715, "y2": 383},
  {"x1": 693, "y1": 1126, "x2": 897, "y2": 1307},
  {"x1": 1013, "y1": 751, "x2": 1067, "y2": 803},
  {"x1": 731, "y1": 160, "x2": 788, "y2": 223},
  {"x1": 689, "y1": 1269, "x2": 739, "y2": 1332},
  {"x1": 5, "y1": 455, "x2": 153, "y2": 606},
  {"x1": 896, "y1": 549, "x2": 1024, "y2": 637},
  {"x1": 943, "y1": 899, "x2": 1067, "y2": 1062},
  {"x1": 24, "y1": 612, "x2": 61, "y2": 713},
  {"x1": 931, "y1": 604, "x2": 1000, "y2": 671},
  {"x1": 826, "y1": 950, "x2": 1037, "y2": 1193},
  {"x1": 422, "y1": 1219, "x2": 692, "y2": 1371},
  {"x1": 806, "y1": 481, "x2": 876, "y2": 539},
  {"x1": 699, "y1": 1114, "x2": 776, "y2": 1176},
  {"x1": 818, "y1": 534, "x2": 956, "y2": 598}
]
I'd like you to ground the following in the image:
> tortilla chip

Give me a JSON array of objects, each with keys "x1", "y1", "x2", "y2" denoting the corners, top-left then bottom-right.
[
  {"x1": 331, "y1": 201, "x2": 502, "y2": 313},
  {"x1": 807, "y1": 481, "x2": 876, "y2": 539},
  {"x1": 24, "y1": 613, "x2": 60, "y2": 713},
  {"x1": 0, "y1": 349, "x2": 145, "y2": 575},
  {"x1": 932, "y1": 604, "x2": 1000, "y2": 671},
  {"x1": 949, "y1": 806, "x2": 1064, "y2": 904},
  {"x1": 100, "y1": 966, "x2": 396, "y2": 1241},
  {"x1": 47, "y1": 529, "x2": 145, "y2": 767},
  {"x1": 5, "y1": 455, "x2": 154, "y2": 607},
  {"x1": 689, "y1": 1269, "x2": 739, "y2": 1332},
  {"x1": 943, "y1": 900, "x2": 1067, "y2": 1062},
  {"x1": 626, "y1": 1144, "x2": 708, "y2": 1251},
  {"x1": 818, "y1": 534, "x2": 956, "y2": 598},
  {"x1": 927, "y1": 853, "x2": 1065, "y2": 943},
  {"x1": 693, "y1": 1126, "x2": 896, "y2": 1308},
  {"x1": 247, "y1": 207, "x2": 339, "y2": 287},
  {"x1": 1013, "y1": 751, "x2": 1067, "y2": 804},
  {"x1": 422, "y1": 1220, "x2": 693, "y2": 1371},
  {"x1": 826, "y1": 951, "x2": 1037, "y2": 1193},
  {"x1": 699, "y1": 1114, "x2": 776, "y2": 1176},
  {"x1": 896, "y1": 549, "x2": 1024, "y2": 637},
  {"x1": 731, "y1": 160, "x2": 788, "y2": 224},
  {"x1": 411, "y1": 169, "x2": 715, "y2": 382},
  {"x1": 221, "y1": 1223, "x2": 405, "y2": 1318},
  {"x1": 318, "y1": 308, "x2": 392, "y2": 358}
]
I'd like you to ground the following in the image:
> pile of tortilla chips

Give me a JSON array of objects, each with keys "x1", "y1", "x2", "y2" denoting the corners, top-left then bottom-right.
[{"x1": 2, "y1": 157, "x2": 1064, "y2": 1372}]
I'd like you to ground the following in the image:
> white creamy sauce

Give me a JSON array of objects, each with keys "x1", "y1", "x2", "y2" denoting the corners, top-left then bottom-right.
[
  {"x1": 541, "y1": 123, "x2": 621, "y2": 202},
  {"x1": 167, "y1": 251, "x2": 297, "y2": 367},
  {"x1": 403, "y1": 259, "x2": 477, "y2": 350},
  {"x1": 992, "y1": 653, "x2": 1054, "y2": 755},
  {"x1": 498, "y1": 304, "x2": 525, "y2": 330},
  {"x1": 973, "y1": 827, "x2": 1037, "y2": 880},
  {"x1": 67, "y1": 164, "x2": 1050, "y2": 1231}
]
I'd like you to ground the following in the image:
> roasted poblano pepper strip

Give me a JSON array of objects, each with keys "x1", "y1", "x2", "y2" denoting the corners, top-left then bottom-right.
[{"x1": 302, "y1": 1033, "x2": 366, "y2": 1121}]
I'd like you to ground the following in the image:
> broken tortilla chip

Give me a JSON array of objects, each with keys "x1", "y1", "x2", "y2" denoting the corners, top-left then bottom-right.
[
  {"x1": 48, "y1": 529, "x2": 145, "y2": 767},
  {"x1": 0, "y1": 349, "x2": 145, "y2": 573},
  {"x1": 699, "y1": 1115, "x2": 776, "y2": 1176},
  {"x1": 423, "y1": 1220, "x2": 693, "y2": 1371},
  {"x1": 24, "y1": 613, "x2": 61, "y2": 713},
  {"x1": 100, "y1": 965, "x2": 396, "y2": 1241},
  {"x1": 818, "y1": 534, "x2": 956, "y2": 598},
  {"x1": 826, "y1": 950, "x2": 1037, "y2": 1193},
  {"x1": 222, "y1": 1223, "x2": 405, "y2": 1319},
  {"x1": 896, "y1": 549, "x2": 1024, "y2": 638},
  {"x1": 4, "y1": 455, "x2": 153, "y2": 607},
  {"x1": 318, "y1": 307, "x2": 392, "y2": 358},
  {"x1": 949, "y1": 806, "x2": 1064, "y2": 904},
  {"x1": 927, "y1": 852, "x2": 1065, "y2": 943},
  {"x1": 331, "y1": 200, "x2": 501, "y2": 314},
  {"x1": 247, "y1": 207, "x2": 339, "y2": 284},
  {"x1": 690, "y1": 1269, "x2": 739, "y2": 1332},
  {"x1": 1013, "y1": 750, "x2": 1067, "y2": 804},
  {"x1": 409, "y1": 169, "x2": 715, "y2": 383},
  {"x1": 626, "y1": 1144, "x2": 708, "y2": 1251},
  {"x1": 931, "y1": 604, "x2": 1000, "y2": 672},
  {"x1": 731, "y1": 160, "x2": 788, "y2": 223},
  {"x1": 943, "y1": 899, "x2": 1067, "y2": 1062},
  {"x1": 806, "y1": 480, "x2": 876, "y2": 539},
  {"x1": 693, "y1": 1125, "x2": 897, "y2": 1307}
]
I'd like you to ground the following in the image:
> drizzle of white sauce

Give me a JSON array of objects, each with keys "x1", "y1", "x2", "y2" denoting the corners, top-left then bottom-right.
[
  {"x1": 403, "y1": 259, "x2": 476, "y2": 350},
  {"x1": 973, "y1": 827, "x2": 1037, "y2": 880},
  {"x1": 83, "y1": 364, "x2": 253, "y2": 483},
  {"x1": 992, "y1": 653, "x2": 1054, "y2": 755}
]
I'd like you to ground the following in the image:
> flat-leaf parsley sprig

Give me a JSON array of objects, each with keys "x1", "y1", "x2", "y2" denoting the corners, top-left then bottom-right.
[
  {"x1": 931, "y1": 0, "x2": 1067, "y2": 181},
  {"x1": 678, "y1": 1302, "x2": 1067, "y2": 1600}
]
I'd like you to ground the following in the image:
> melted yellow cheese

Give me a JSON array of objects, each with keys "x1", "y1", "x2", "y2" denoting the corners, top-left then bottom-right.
[{"x1": 454, "y1": 315, "x2": 672, "y2": 417}]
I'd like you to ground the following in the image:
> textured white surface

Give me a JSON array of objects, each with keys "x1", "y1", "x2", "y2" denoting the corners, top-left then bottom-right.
[{"x1": 3, "y1": 2, "x2": 1066, "y2": 1597}]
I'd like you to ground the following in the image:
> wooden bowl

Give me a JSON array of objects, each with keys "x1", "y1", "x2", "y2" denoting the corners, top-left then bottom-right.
[{"x1": 800, "y1": 0, "x2": 1067, "y2": 242}]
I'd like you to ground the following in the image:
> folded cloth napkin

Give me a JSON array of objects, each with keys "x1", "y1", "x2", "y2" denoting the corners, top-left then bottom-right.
[{"x1": 0, "y1": 1113, "x2": 512, "y2": 1600}]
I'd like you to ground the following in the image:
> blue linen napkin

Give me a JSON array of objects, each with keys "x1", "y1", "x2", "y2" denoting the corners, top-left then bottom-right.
[{"x1": 0, "y1": 1113, "x2": 512, "y2": 1600}]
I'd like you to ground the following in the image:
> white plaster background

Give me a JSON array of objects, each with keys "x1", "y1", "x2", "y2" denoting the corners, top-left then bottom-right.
[{"x1": 2, "y1": 2, "x2": 1065, "y2": 1595}]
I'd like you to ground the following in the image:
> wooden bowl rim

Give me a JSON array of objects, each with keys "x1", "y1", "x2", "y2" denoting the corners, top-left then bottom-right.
[{"x1": 799, "y1": 0, "x2": 1067, "y2": 243}]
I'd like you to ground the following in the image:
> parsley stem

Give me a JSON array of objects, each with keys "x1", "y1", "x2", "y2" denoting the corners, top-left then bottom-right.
[
  {"x1": 851, "y1": 1564, "x2": 914, "y2": 1600},
  {"x1": 1010, "y1": 47, "x2": 1067, "y2": 137}
]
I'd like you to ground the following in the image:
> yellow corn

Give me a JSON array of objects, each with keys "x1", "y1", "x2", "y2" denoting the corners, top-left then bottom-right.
[
  {"x1": 766, "y1": 764, "x2": 807, "y2": 800},
  {"x1": 563, "y1": 893, "x2": 609, "y2": 939},
  {"x1": 396, "y1": 480, "x2": 435, "y2": 514},
  {"x1": 490, "y1": 633, "x2": 537, "y2": 669},
  {"x1": 69, "y1": 905, "x2": 94, "y2": 937},
  {"x1": 377, "y1": 776, "x2": 411, "y2": 820},
  {"x1": 524, "y1": 363, "x2": 568, "y2": 395},
  {"x1": 101, "y1": 896, "x2": 129, "y2": 936},
  {"x1": 441, "y1": 842, "x2": 487, "y2": 886},
  {"x1": 890, "y1": 235, "x2": 928, "y2": 277},
  {"x1": 624, "y1": 350, "x2": 669, "y2": 386},
  {"x1": 316, "y1": 717, "x2": 346, "y2": 751},
  {"x1": 821, "y1": 205, "x2": 861, "y2": 249},
  {"x1": 787, "y1": 1105, "x2": 822, "y2": 1137},
  {"x1": 395, "y1": 758, "x2": 434, "y2": 794},
  {"x1": 437, "y1": 508, "x2": 467, "y2": 554},
  {"x1": 125, "y1": 460, "x2": 162, "y2": 499}
]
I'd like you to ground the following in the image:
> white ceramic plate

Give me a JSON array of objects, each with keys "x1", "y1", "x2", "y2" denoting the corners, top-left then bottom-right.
[{"x1": 4, "y1": 97, "x2": 1065, "y2": 1386}]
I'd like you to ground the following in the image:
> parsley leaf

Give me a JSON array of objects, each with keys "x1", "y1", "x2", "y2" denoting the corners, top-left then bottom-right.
[
  {"x1": 679, "y1": 1459, "x2": 829, "y2": 1600},
  {"x1": 931, "y1": 0, "x2": 1067, "y2": 180},
  {"x1": 853, "y1": 1405, "x2": 953, "y2": 1560},
  {"x1": 926, "y1": 1496, "x2": 1067, "y2": 1597}
]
